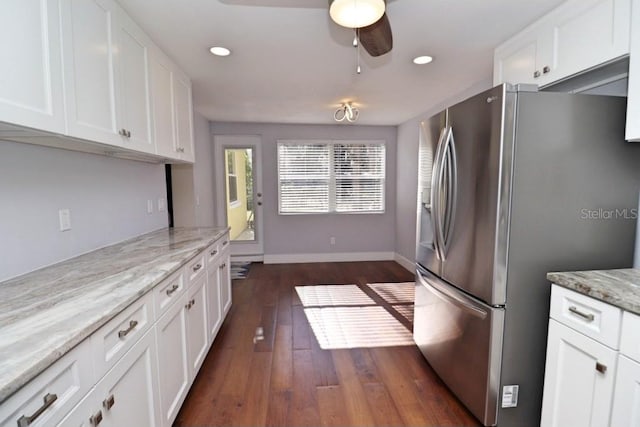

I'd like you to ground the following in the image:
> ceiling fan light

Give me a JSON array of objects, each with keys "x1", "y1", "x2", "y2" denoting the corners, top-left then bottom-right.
[{"x1": 329, "y1": 0, "x2": 385, "y2": 29}]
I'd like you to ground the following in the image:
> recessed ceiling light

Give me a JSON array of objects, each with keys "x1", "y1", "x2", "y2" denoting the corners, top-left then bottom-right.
[
  {"x1": 209, "y1": 46, "x2": 231, "y2": 57},
  {"x1": 413, "y1": 55, "x2": 433, "y2": 65}
]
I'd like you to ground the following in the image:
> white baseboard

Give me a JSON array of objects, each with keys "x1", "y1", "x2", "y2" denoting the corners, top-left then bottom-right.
[
  {"x1": 263, "y1": 251, "x2": 395, "y2": 264},
  {"x1": 231, "y1": 255, "x2": 264, "y2": 263},
  {"x1": 394, "y1": 253, "x2": 415, "y2": 273}
]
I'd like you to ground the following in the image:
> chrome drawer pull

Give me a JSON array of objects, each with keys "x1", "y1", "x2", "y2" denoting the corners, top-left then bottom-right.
[
  {"x1": 596, "y1": 362, "x2": 607, "y2": 374},
  {"x1": 223, "y1": 240, "x2": 228, "y2": 246},
  {"x1": 102, "y1": 394, "x2": 115, "y2": 410},
  {"x1": 118, "y1": 320, "x2": 139, "y2": 339},
  {"x1": 192, "y1": 263, "x2": 203, "y2": 272},
  {"x1": 568, "y1": 306, "x2": 595, "y2": 322},
  {"x1": 166, "y1": 284, "x2": 179, "y2": 296},
  {"x1": 17, "y1": 393, "x2": 58, "y2": 426},
  {"x1": 210, "y1": 249, "x2": 218, "y2": 256},
  {"x1": 89, "y1": 410, "x2": 103, "y2": 426},
  {"x1": 219, "y1": 263, "x2": 226, "y2": 269}
]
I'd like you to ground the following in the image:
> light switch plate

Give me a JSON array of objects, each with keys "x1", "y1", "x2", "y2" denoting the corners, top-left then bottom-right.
[
  {"x1": 157, "y1": 197, "x2": 166, "y2": 212},
  {"x1": 502, "y1": 385, "x2": 519, "y2": 408},
  {"x1": 59, "y1": 209, "x2": 71, "y2": 231},
  {"x1": 147, "y1": 199, "x2": 154, "y2": 214}
]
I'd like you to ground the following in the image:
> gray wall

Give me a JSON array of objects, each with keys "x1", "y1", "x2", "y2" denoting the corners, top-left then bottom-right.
[
  {"x1": 0, "y1": 141, "x2": 168, "y2": 282},
  {"x1": 211, "y1": 122, "x2": 397, "y2": 256},
  {"x1": 172, "y1": 111, "x2": 216, "y2": 227},
  {"x1": 394, "y1": 78, "x2": 493, "y2": 264}
]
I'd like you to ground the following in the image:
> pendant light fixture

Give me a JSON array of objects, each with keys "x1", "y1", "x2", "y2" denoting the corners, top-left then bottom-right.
[{"x1": 329, "y1": 0, "x2": 385, "y2": 29}]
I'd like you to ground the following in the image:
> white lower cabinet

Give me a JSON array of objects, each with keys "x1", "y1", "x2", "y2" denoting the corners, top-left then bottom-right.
[
  {"x1": 611, "y1": 355, "x2": 640, "y2": 426},
  {"x1": 186, "y1": 275, "x2": 209, "y2": 376},
  {"x1": 6, "y1": 231, "x2": 231, "y2": 427},
  {"x1": 540, "y1": 319, "x2": 618, "y2": 427},
  {"x1": 155, "y1": 291, "x2": 189, "y2": 427},
  {"x1": 58, "y1": 328, "x2": 161, "y2": 427}
]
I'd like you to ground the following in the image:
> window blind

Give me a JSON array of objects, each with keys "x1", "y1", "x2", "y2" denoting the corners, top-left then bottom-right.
[{"x1": 278, "y1": 141, "x2": 385, "y2": 214}]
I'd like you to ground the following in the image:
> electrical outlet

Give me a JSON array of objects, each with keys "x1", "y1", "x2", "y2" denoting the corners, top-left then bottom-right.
[
  {"x1": 59, "y1": 209, "x2": 71, "y2": 231},
  {"x1": 147, "y1": 199, "x2": 154, "y2": 214},
  {"x1": 157, "y1": 197, "x2": 166, "y2": 212},
  {"x1": 330, "y1": 236, "x2": 336, "y2": 245}
]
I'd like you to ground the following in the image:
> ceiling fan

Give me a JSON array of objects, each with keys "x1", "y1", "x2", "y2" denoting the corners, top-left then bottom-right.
[
  {"x1": 221, "y1": 0, "x2": 393, "y2": 57},
  {"x1": 329, "y1": 0, "x2": 393, "y2": 57}
]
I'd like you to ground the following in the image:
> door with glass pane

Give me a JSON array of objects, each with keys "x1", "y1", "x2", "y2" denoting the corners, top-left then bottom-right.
[{"x1": 214, "y1": 135, "x2": 263, "y2": 258}]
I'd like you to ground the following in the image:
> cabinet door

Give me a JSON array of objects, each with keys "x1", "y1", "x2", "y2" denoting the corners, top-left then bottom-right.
[
  {"x1": 155, "y1": 295, "x2": 189, "y2": 427},
  {"x1": 186, "y1": 275, "x2": 209, "y2": 376},
  {"x1": 97, "y1": 329, "x2": 161, "y2": 427},
  {"x1": 0, "y1": 1, "x2": 65, "y2": 134},
  {"x1": 113, "y1": 11, "x2": 153, "y2": 153},
  {"x1": 610, "y1": 355, "x2": 640, "y2": 427},
  {"x1": 206, "y1": 259, "x2": 222, "y2": 341},
  {"x1": 540, "y1": 319, "x2": 618, "y2": 427},
  {"x1": 56, "y1": 390, "x2": 100, "y2": 427},
  {"x1": 625, "y1": 0, "x2": 640, "y2": 141},
  {"x1": 219, "y1": 252, "x2": 232, "y2": 316},
  {"x1": 550, "y1": 0, "x2": 630, "y2": 83},
  {"x1": 150, "y1": 50, "x2": 178, "y2": 159},
  {"x1": 173, "y1": 71, "x2": 195, "y2": 163},
  {"x1": 61, "y1": 0, "x2": 121, "y2": 146}
]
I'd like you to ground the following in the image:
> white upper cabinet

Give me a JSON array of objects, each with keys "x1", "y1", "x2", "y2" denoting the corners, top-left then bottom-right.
[
  {"x1": 173, "y1": 70, "x2": 195, "y2": 163},
  {"x1": 149, "y1": 49, "x2": 195, "y2": 163},
  {"x1": 625, "y1": 0, "x2": 640, "y2": 141},
  {"x1": 61, "y1": 0, "x2": 153, "y2": 152},
  {"x1": 494, "y1": 0, "x2": 631, "y2": 87},
  {"x1": 0, "y1": 1, "x2": 65, "y2": 134},
  {"x1": 61, "y1": 0, "x2": 121, "y2": 146},
  {"x1": 113, "y1": 11, "x2": 154, "y2": 153}
]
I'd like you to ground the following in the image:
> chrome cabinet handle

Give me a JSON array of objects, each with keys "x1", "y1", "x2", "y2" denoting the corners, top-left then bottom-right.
[
  {"x1": 185, "y1": 299, "x2": 195, "y2": 310},
  {"x1": 222, "y1": 240, "x2": 228, "y2": 246},
  {"x1": 533, "y1": 70, "x2": 541, "y2": 78},
  {"x1": 596, "y1": 362, "x2": 607, "y2": 374},
  {"x1": 17, "y1": 393, "x2": 58, "y2": 426},
  {"x1": 192, "y1": 263, "x2": 202, "y2": 272},
  {"x1": 176, "y1": 147, "x2": 185, "y2": 153},
  {"x1": 166, "y1": 284, "x2": 179, "y2": 296},
  {"x1": 219, "y1": 263, "x2": 226, "y2": 269},
  {"x1": 119, "y1": 129, "x2": 126, "y2": 137},
  {"x1": 102, "y1": 394, "x2": 115, "y2": 410},
  {"x1": 118, "y1": 320, "x2": 139, "y2": 339},
  {"x1": 543, "y1": 65, "x2": 551, "y2": 74},
  {"x1": 89, "y1": 410, "x2": 103, "y2": 426},
  {"x1": 210, "y1": 249, "x2": 218, "y2": 256},
  {"x1": 568, "y1": 306, "x2": 595, "y2": 322}
]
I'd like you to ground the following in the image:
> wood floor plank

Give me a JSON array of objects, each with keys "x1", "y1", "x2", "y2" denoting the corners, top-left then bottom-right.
[
  {"x1": 332, "y1": 349, "x2": 376, "y2": 426},
  {"x1": 254, "y1": 305, "x2": 277, "y2": 352},
  {"x1": 286, "y1": 350, "x2": 321, "y2": 426},
  {"x1": 362, "y1": 382, "x2": 405, "y2": 426},
  {"x1": 292, "y1": 305, "x2": 311, "y2": 350},
  {"x1": 265, "y1": 390, "x2": 292, "y2": 427},
  {"x1": 270, "y1": 325, "x2": 293, "y2": 391},
  {"x1": 350, "y1": 347, "x2": 381, "y2": 384},
  {"x1": 310, "y1": 336, "x2": 340, "y2": 387},
  {"x1": 233, "y1": 352, "x2": 273, "y2": 427},
  {"x1": 316, "y1": 385, "x2": 350, "y2": 427}
]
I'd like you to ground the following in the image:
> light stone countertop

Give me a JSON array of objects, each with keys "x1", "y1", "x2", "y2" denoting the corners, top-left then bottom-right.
[
  {"x1": 547, "y1": 269, "x2": 640, "y2": 314},
  {"x1": 0, "y1": 226, "x2": 228, "y2": 404}
]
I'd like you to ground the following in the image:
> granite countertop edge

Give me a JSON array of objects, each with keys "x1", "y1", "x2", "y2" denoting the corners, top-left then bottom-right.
[
  {"x1": 547, "y1": 268, "x2": 640, "y2": 315},
  {"x1": 0, "y1": 226, "x2": 229, "y2": 403}
]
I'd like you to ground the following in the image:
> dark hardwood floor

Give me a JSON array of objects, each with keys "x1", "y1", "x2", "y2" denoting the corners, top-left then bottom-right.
[{"x1": 174, "y1": 261, "x2": 481, "y2": 427}]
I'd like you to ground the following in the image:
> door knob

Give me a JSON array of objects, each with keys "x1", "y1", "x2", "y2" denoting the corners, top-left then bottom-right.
[{"x1": 257, "y1": 201, "x2": 262, "y2": 206}]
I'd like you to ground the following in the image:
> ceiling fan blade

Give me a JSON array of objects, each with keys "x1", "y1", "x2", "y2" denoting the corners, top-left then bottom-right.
[{"x1": 359, "y1": 12, "x2": 392, "y2": 57}]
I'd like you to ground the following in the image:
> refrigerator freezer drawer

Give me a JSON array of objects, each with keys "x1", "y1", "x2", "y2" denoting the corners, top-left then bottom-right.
[{"x1": 414, "y1": 267, "x2": 504, "y2": 426}]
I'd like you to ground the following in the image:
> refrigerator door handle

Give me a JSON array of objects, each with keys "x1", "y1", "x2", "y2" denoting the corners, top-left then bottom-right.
[
  {"x1": 444, "y1": 128, "x2": 458, "y2": 252},
  {"x1": 417, "y1": 269, "x2": 487, "y2": 319},
  {"x1": 431, "y1": 127, "x2": 448, "y2": 260}
]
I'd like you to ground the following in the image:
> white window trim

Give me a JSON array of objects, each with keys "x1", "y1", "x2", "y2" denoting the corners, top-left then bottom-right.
[{"x1": 277, "y1": 139, "x2": 386, "y2": 215}]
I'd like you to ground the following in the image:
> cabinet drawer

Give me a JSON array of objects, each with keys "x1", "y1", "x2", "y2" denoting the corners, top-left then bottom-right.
[
  {"x1": 185, "y1": 254, "x2": 205, "y2": 287},
  {"x1": 0, "y1": 338, "x2": 93, "y2": 427},
  {"x1": 153, "y1": 269, "x2": 186, "y2": 319},
  {"x1": 620, "y1": 311, "x2": 640, "y2": 363},
  {"x1": 205, "y1": 242, "x2": 220, "y2": 268},
  {"x1": 91, "y1": 291, "x2": 153, "y2": 378},
  {"x1": 550, "y1": 285, "x2": 622, "y2": 349}
]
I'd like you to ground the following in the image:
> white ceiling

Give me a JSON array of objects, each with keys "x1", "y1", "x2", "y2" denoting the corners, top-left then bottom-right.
[{"x1": 118, "y1": 0, "x2": 565, "y2": 126}]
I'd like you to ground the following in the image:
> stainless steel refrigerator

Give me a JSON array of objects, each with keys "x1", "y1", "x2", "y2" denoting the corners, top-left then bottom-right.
[{"x1": 414, "y1": 84, "x2": 640, "y2": 427}]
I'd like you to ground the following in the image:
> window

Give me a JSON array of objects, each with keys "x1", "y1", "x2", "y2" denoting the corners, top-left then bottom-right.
[
  {"x1": 278, "y1": 140, "x2": 385, "y2": 214},
  {"x1": 226, "y1": 151, "x2": 238, "y2": 204}
]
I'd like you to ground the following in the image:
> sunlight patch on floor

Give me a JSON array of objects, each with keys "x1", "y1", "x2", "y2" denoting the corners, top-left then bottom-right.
[{"x1": 295, "y1": 282, "x2": 415, "y2": 350}]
